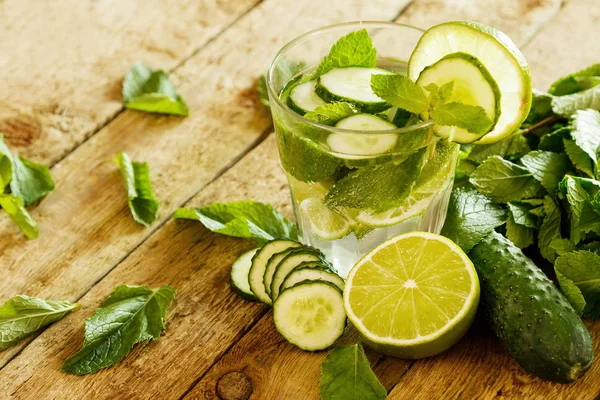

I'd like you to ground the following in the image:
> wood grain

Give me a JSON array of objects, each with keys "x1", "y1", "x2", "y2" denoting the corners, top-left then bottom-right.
[{"x1": 0, "y1": 0, "x2": 260, "y2": 165}]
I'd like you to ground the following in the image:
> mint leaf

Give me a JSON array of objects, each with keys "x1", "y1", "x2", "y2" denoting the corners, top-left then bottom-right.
[
  {"x1": 123, "y1": 62, "x2": 188, "y2": 116},
  {"x1": 564, "y1": 138, "x2": 594, "y2": 178},
  {"x1": 370, "y1": 74, "x2": 429, "y2": 114},
  {"x1": 467, "y1": 133, "x2": 530, "y2": 163},
  {"x1": 324, "y1": 149, "x2": 426, "y2": 212},
  {"x1": 550, "y1": 238, "x2": 577, "y2": 256},
  {"x1": 441, "y1": 187, "x2": 506, "y2": 252},
  {"x1": 304, "y1": 102, "x2": 358, "y2": 125},
  {"x1": 0, "y1": 295, "x2": 77, "y2": 349},
  {"x1": 520, "y1": 150, "x2": 570, "y2": 192},
  {"x1": 507, "y1": 201, "x2": 540, "y2": 228},
  {"x1": 555, "y1": 251, "x2": 600, "y2": 320},
  {"x1": 538, "y1": 126, "x2": 569, "y2": 152},
  {"x1": 62, "y1": 284, "x2": 175, "y2": 375},
  {"x1": 315, "y1": 29, "x2": 376, "y2": 77},
  {"x1": 0, "y1": 194, "x2": 38, "y2": 239},
  {"x1": 555, "y1": 270, "x2": 586, "y2": 316},
  {"x1": 523, "y1": 89, "x2": 554, "y2": 126},
  {"x1": 550, "y1": 63, "x2": 600, "y2": 96},
  {"x1": 0, "y1": 135, "x2": 54, "y2": 206},
  {"x1": 257, "y1": 75, "x2": 270, "y2": 109},
  {"x1": 570, "y1": 109, "x2": 600, "y2": 166},
  {"x1": 506, "y1": 215, "x2": 535, "y2": 249},
  {"x1": 559, "y1": 175, "x2": 600, "y2": 243},
  {"x1": 538, "y1": 196, "x2": 562, "y2": 262},
  {"x1": 551, "y1": 86, "x2": 600, "y2": 117},
  {"x1": 469, "y1": 156, "x2": 542, "y2": 203},
  {"x1": 173, "y1": 200, "x2": 297, "y2": 245},
  {"x1": 115, "y1": 152, "x2": 158, "y2": 227},
  {"x1": 430, "y1": 102, "x2": 493, "y2": 134},
  {"x1": 320, "y1": 344, "x2": 386, "y2": 400}
]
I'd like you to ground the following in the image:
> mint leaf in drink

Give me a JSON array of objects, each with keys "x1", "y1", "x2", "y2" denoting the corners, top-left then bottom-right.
[
  {"x1": 520, "y1": 150, "x2": 570, "y2": 192},
  {"x1": 554, "y1": 250, "x2": 600, "y2": 320},
  {"x1": 538, "y1": 196, "x2": 562, "y2": 262},
  {"x1": 320, "y1": 344, "x2": 386, "y2": 400},
  {"x1": 304, "y1": 102, "x2": 358, "y2": 125},
  {"x1": 564, "y1": 139, "x2": 594, "y2": 178},
  {"x1": 551, "y1": 86, "x2": 600, "y2": 118},
  {"x1": 174, "y1": 200, "x2": 297, "y2": 245},
  {"x1": 467, "y1": 133, "x2": 530, "y2": 163},
  {"x1": 123, "y1": 62, "x2": 189, "y2": 116},
  {"x1": 62, "y1": 284, "x2": 175, "y2": 375},
  {"x1": 430, "y1": 102, "x2": 493, "y2": 134},
  {"x1": 555, "y1": 270, "x2": 586, "y2": 316},
  {"x1": 115, "y1": 152, "x2": 158, "y2": 227},
  {"x1": 570, "y1": 109, "x2": 600, "y2": 166},
  {"x1": 257, "y1": 75, "x2": 270, "y2": 109},
  {"x1": 549, "y1": 63, "x2": 600, "y2": 96},
  {"x1": 506, "y1": 215, "x2": 535, "y2": 249},
  {"x1": 441, "y1": 187, "x2": 506, "y2": 252},
  {"x1": 370, "y1": 74, "x2": 429, "y2": 114},
  {"x1": 0, "y1": 295, "x2": 78, "y2": 349},
  {"x1": 315, "y1": 29, "x2": 377, "y2": 77},
  {"x1": 324, "y1": 149, "x2": 426, "y2": 212},
  {"x1": 522, "y1": 89, "x2": 554, "y2": 126},
  {"x1": 558, "y1": 176, "x2": 600, "y2": 244},
  {"x1": 507, "y1": 201, "x2": 540, "y2": 228},
  {"x1": 0, "y1": 194, "x2": 38, "y2": 239},
  {"x1": 469, "y1": 156, "x2": 542, "y2": 203}
]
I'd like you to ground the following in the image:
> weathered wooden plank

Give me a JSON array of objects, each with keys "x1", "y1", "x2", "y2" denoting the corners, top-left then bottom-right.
[{"x1": 0, "y1": 0, "x2": 260, "y2": 164}]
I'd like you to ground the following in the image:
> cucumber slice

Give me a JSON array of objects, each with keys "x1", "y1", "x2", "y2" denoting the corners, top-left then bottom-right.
[
  {"x1": 288, "y1": 81, "x2": 327, "y2": 115},
  {"x1": 316, "y1": 67, "x2": 393, "y2": 113},
  {"x1": 280, "y1": 267, "x2": 345, "y2": 293},
  {"x1": 230, "y1": 248, "x2": 260, "y2": 301},
  {"x1": 327, "y1": 114, "x2": 398, "y2": 157},
  {"x1": 416, "y1": 52, "x2": 501, "y2": 143},
  {"x1": 271, "y1": 252, "x2": 327, "y2": 301},
  {"x1": 273, "y1": 281, "x2": 346, "y2": 351},
  {"x1": 408, "y1": 21, "x2": 532, "y2": 145},
  {"x1": 248, "y1": 239, "x2": 301, "y2": 305},
  {"x1": 264, "y1": 247, "x2": 323, "y2": 300}
]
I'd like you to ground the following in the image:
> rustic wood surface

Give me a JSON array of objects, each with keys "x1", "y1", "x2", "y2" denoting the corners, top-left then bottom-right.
[{"x1": 0, "y1": 0, "x2": 598, "y2": 399}]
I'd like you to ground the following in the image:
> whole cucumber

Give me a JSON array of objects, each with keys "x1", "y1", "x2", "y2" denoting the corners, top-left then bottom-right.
[{"x1": 470, "y1": 231, "x2": 593, "y2": 383}]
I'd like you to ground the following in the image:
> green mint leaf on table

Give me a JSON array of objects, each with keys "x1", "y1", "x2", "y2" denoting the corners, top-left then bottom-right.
[
  {"x1": 469, "y1": 156, "x2": 542, "y2": 203},
  {"x1": 467, "y1": 133, "x2": 530, "y2": 163},
  {"x1": 522, "y1": 89, "x2": 554, "y2": 126},
  {"x1": 440, "y1": 187, "x2": 506, "y2": 253},
  {"x1": 0, "y1": 295, "x2": 78, "y2": 349},
  {"x1": 115, "y1": 152, "x2": 159, "y2": 227},
  {"x1": 551, "y1": 86, "x2": 600, "y2": 117},
  {"x1": 370, "y1": 74, "x2": 429, "y2": 114},
  {"x1": 506, "y1": 216, "x2": 535, "y2": 249},
  {"x1": 173, "y1": 200, "x2": 297, "y2": 245},
  {"x1": 0, "y1": 135, "x2": 54, "y2": 206},
  {"x1": 304, "y1": 102, "x2": 358, "y2": 125},
  {"x1": 538, "y1": 126, "x2": 569, "y2": 153},
  {"x1": 507, "y1": 201, "x2": 540, "y2": 228},
  {"x1": 314, "y1": 29, "x2": 376, "y2": 77},
  {"x1": 555, "y1": 251, "x2": 600, "y2": 320},
  {"x1": 538, "y1": 196, "x2": 562, "y2": 262},
  {"x1": 324, "y1": 149, "x2": 426, "y2": 212},
  {"x1": 564, "y1": 139, "x2": 595, "y2": 178},
  {"x1": 430, "y1": 102, "x2": 493, "y2": 134},
  {"x1": 0, "y1": 194, "x2": 38, "y2": 239},
  {"x1": 257, "y1": 75, "x2": 270, "y2": 109},
  {"x1": 123, "y1": 62, "x2": 189, "y2": 116},
  {"x1": 520, "y1": 150, "x2": 570, "y2": 192},
  {"x1": 62, "y1": 284, "x2": 175, "y2": 375},
  {"x1": 569, "y1": 109, "x2": 600, "y2": 167},
  {"x1": 549, "y1": 63, "x2": 600, "y2": 96},
  {"x1": 320, "y1": 344, "x2": 386, "y2": 400},
  {"x1": 555, "y1": 271, "x2": 586, "y2": 316},
  {"x1": 550, "y1": 238, "x2": 577, "y2": 256},
  {"x1": 558, "y1": 176, "x2": 600, "y2": 244}
]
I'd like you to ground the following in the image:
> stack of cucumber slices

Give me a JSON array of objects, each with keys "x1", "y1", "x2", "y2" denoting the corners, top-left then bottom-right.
[{"x1": 230, "y1": 239, "x2": 346, "y2": 351}]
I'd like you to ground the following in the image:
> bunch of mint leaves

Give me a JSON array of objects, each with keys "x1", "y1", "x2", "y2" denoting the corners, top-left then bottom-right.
[{"x1": 443, "y1": 62, "x2": 600, "y2": 320}]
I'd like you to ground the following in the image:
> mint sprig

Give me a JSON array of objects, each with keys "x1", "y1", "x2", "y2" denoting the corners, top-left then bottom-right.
[
  {"x1": 314, "y1": 29, "x2": 377, "y2": 78},
  {"x1": 430, "y1": 102, "x2": 493, "y2": 134},
  {"x1": 304, "y1": 102, "x2": 358, "y2": 125},
  {"x1": 370, "y1": 74, "x2": 429, "y2": 114}
]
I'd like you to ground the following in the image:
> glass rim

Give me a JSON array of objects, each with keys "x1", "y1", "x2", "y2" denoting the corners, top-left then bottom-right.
[{"x1": 266, "y1": 21, "x2": 432, "y2": 135}]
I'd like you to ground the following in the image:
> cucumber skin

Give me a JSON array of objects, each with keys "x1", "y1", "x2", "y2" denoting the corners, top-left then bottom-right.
[{"x1": 470, "y1": 232, "x2": 593, "y2": 383}]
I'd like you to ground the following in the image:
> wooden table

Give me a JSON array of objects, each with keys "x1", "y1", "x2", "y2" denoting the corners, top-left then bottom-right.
[{"x1": 0, "y1": 0, "x2": 598, "y2": 398}]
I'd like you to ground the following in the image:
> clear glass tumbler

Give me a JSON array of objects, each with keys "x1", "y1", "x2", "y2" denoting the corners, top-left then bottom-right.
[{"x1": 267, "y1": 22, "x2": 458, "y2": 277}]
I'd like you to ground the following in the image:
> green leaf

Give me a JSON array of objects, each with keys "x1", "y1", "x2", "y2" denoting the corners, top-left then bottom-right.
[
  {"x1": 551, "y1": 86, "x2": 600, "y2": 117},
  {"x1": 304, "y1": 102, "x2": 358, "y2": 126},
  {"x1": 538, "y1": 196, "x2": 562, "y2": 262},
  {"x1": 320, "y1": 344, "x2": 386, "y2": 400},
  {"x1": 550, "y1": 238, "x2": 577, "y2": 256},
  {"x1": 257, "y1": 75, "x2": 270, "y2": 109},
  {"x1": 522, "y1": 89, "x2": 554, "y2": 126},
  {"x1": 538, "y1": 126, "x2": 569, "y2": 152},
  {"x1": 370, "y1": 74, "x2": 429, "y2": 114},
  {"x1": 555, "y1": 250, "x2": 600, "y2": 320},
  {"x1": 507, "y1": 201, "x2": 540, "y2": 228},
  {"x1": 549, "y1": 63, "x2": 600, "y2": 96},
  {"x1": 520, "y1": 150, "x2": 570, "y2": 192},
  {"x1": 570, "y1": 109, "x2": 600, "y2": 166},
  {"x1": 62, "y1": 284, "x2": 175, "y2": 375},
  {"x1": 506, "y1": 215, "x2": 535, "y2": 249},
  {"x1": 440, "y1": 187, "x2": 506, "y2": 252},
  {"x1": 0, "y1": 153, "x2": 11, "y2": 189},
  {"x1": 469, "y1": 156, "x2": 542, "y2": 203},
  {"x1": 0, "y1": 194, "x2": 38, "y2": 239},
  {"x1": 555, "y1": 270, "x2": 586, "y2": 316},
  {"x1": 115, "y1": 152, "x2": 159, "y2": 227},
  {"x1": 0, "y1": 135, "x2": 55, "y2": 206},
  {"x1": 467, "y1": 133, "x2": 530, "y2": 164},
  {"x1": 559, "y1": 175, "x2": 600, "y2": 243},
  {"x1": 430, "y1": 102, "x2": 493, "y2": 135},
  {"x1": 564, "y1": 139, "x2": 594, "y2": 178},
  {"x1": 173, "y1": 200, "x2": 297, "y2": 245},
  {"x1": 0, "y1": 295, "x2": 77, "y2": 349},
  {"x1": 324, "y1": 149, "x2": 426, "y2": 212},
  {"x1": 123, "y1": 62, "x2": 189, "y2": 116},
  {"x1": 314, "y1": 29, "x2": 377, "y2": 78}
]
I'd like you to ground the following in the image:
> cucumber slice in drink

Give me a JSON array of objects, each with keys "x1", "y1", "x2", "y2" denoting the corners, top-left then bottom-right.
[
  {"x1": 273, "y1": 281, "x2": 346, "y2": 351},
  {"x1": 328, "y1": 114, "x2": 398, "y2": 157},
  {"x1": 230, "y1": 248, "x2": 260, "y2": 301},
  {"x1": 264, "y1": 247, "x2": 323, "y2": 299},
  {"x1": 280, "y1": 266, "x2": 346, "y2": 293},
  {"x1": 416, "y1": 53, "x2": 501, "y2": 143},
  {"x1": 288, "y1": 80, "x2": 327, "y2": 115},
  {"x1": 248, "y1": 239, "x2": 301, "y2": 305},
  {"x1": 271, "y1": 250, "x2": 326, "y2": 301},
  {"x1": 316, "y1": 67, "x2": 393, "y2": 113},
  {"x1": 408, "y1": 21, "x2": 532, "y2": 144}
]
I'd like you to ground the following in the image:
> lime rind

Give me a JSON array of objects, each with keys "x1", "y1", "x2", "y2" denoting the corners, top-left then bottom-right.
[{"x1": 299, "y1": 197, "x2": 352, "y2": 240}]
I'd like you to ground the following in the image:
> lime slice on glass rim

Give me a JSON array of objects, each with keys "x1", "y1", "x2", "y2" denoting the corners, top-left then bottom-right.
[
  {"x1": 344, "y1": 232, "x2": 480, "y2": 359},
  {"x1": 408, "y1": 21, "x2": 532, "y2": 144},
  {"x1": 299, "y1": 197, "x2": 352, "y2": 240}
]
